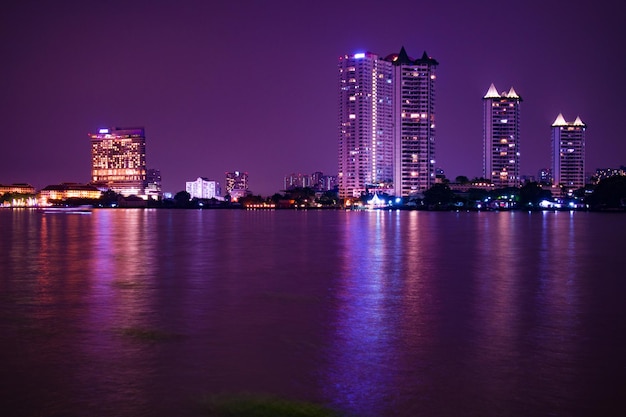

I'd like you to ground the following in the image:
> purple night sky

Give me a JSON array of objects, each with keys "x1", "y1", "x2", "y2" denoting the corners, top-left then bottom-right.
[{"x1": 1, "y1": 0, "x2": 624, "y2": 195}]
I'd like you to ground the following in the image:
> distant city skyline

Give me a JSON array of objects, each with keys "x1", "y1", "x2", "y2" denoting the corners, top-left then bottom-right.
[{"x1": 2, "y1": 1, "x2": 624, "y2": 195}]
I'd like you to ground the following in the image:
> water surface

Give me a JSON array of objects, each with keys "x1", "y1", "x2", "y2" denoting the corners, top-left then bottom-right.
[{"x1": 1, "y1": 209, "x2": 625, "y2": 416}]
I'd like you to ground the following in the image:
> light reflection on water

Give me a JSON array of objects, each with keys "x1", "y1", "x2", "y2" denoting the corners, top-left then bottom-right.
[{"x1": 1, "y1": 209, "x2": 625, "y2": 417}]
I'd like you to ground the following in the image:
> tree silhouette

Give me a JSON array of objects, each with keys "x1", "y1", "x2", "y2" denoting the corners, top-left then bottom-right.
[
  {"x1": 174, "y1": 191, "x2": 191, "y2": 207},
  {"x1": 586, "y1": 176, "x2": 626, "y2": 210}
]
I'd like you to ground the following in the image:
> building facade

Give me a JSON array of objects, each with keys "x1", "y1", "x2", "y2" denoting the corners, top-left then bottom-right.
[
  {"x1": 90, "y1": 127, "x2": 147, "y2": 197},
  {"x1": 0, "y1": 183, "x2": 35, "y2": 196},
  {"x1": 225, "y1": 171, "x2": 249, "y2": 201},
  {"x1": 284, "y1": 173, "x2": 311, "y2": 190},
  {"x1": 39, "y1": 183, "x2": 101, "y2": 205},
  {"x1": 284, "y1": 172, "x2": 338, "y2": 192},
  {"x1": 389, "y1": 48, "x2": 438, "y2": 196},
  {"x1": 338, "y1": 47, "x2": 437, "y2": 199},
  {"x1": 145, "y1": 168, "x2": 162, "y2": 199},
  {"x1": 483, "y1": 84, "x2": 522, "y2": 188},
  {"x1": 186, "y1": 177, "x2": 221, "y2": 199},
  {"x1": 338, "y1": 51, "x2": 394, "y2": 199},
  {"x1": 551, "y1": 113, "x2": 586, "y2": 189}
]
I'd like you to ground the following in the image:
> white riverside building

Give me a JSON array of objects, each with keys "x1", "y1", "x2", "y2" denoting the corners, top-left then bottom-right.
[
  {"x1": 185, "y1": 177, "x2": 221, "y2": 199},
  {"x1": 337, "y1": 47, "x2": 438, "y2": 200},
  {"x1": 483, "y1": 84, "x2": 522, "y2": 188},
  {"x1": 551, "y1": 113, "x2": 586, "y2": 189}
]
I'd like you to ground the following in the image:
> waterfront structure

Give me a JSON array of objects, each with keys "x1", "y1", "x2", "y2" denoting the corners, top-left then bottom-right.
[
  {"x1": 146, "y1": 169, "x2": 162, "y2": 199},
  {"x1": 551, "y1": 114, "x2": 586, "y2": 189},
  {"x1": 338, "y1": 47, "x2": 437, "y2": 199},
  {"x1": 338, "y1": 51, "x2": 393, "y2": 199},
  {"x1": 39, "y1": 183, "x2": 101, "y2": 205},
  {"x1": 225, "y1": 171, "x2": 249, "y2": 201},
  {"x1": 0, "y1": 183, "x2": 35, "y2": 196},
  {"x1": 89, "y1": 127, "x2": 147, "y2": 197},
  {"x1": 388, "y1": 48, "x2": 438, "y2": 196},
  {"x1": 186, "y1": 177, "x2": 221, "y2": 199},
  {"x1": 483, "y1": 84, "x2": 522, "y2": 188},
  {"x1": 0, "y1": 183, "x2": 37, "y2": 207}
]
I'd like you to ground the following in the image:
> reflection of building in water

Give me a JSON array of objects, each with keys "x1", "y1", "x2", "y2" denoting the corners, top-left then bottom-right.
[{"x1": 89, "y1": 127, "x2": 147, "y2": 197}]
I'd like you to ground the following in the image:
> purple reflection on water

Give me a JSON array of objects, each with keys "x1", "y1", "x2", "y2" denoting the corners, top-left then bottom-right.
[{"x1": 1, "y1": 209, "x2": 625, "y2": 417}]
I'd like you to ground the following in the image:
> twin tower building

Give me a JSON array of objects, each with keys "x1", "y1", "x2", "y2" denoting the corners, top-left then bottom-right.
[{"x1": 338, "y1": 47, "x2": 586, "y2": 200}]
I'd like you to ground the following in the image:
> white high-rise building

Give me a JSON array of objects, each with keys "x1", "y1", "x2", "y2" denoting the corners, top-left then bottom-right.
[
  {"x1": 551, "y1": 113, "x2": 586, "y2": 189},
  {"x1": 338, "y1": 47, "x2": 438, "y2": 199},
  {"x1": 483, "y1": 84, "x2": 522, "y2": 188}
]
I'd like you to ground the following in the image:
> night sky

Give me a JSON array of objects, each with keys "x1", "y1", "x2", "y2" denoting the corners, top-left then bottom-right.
[{"x1": 2, "y1": 0, "x2": 624, "y2": 195}]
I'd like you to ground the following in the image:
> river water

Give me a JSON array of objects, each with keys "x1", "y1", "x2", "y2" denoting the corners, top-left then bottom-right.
[{"x1": 1, "y1": 209, "x2": 625, "y2": 416}]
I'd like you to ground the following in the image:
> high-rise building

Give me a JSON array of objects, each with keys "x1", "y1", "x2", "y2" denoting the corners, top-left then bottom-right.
[
  {"x1": 225, "y1": 171, "x2": 248, "y2": 201},
  {"x1": 338, "y1": 51, "x2": 394, "y2": 199},
  {"x1": 483, "y1": 84, "x2": 522, "y2": 188},
  {"x1": 90, "y1": 127, "x2": 147, "y2": 196},
  {"x1": 551, "y1": 113, "x2": 586, "y2": 189},
  {"x1": 388, "y1": 48, "x2": 438, "y2": 196},
  {"x1": 338, "y1": 48, "x2": 437, "y2": 199},
  {"x1": 186, "y1": 177, "x2": 221, "y2": 199}
]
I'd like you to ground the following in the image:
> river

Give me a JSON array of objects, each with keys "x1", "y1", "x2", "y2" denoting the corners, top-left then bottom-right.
[{"x1": 1, "y1": 209, "x2": 625, "y2": 416}]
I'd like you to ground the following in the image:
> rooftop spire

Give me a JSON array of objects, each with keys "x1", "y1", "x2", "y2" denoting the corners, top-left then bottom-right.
[
  {"x1": 392, "y1": 46, "x2": 413, "y2": 65},
  {"x1": 506, "y1": 86, "x2": 520, "y2": 99},
  {"x1": 414, "y1": 50, "x2": 439, "y2": 65},
  {"x1": 573, "y1": 116, "x2": 586, "y2": 126},
  {"x1": 484, "y1": 83, "x2": 500, "y2": 99},
  {"x1": 552, "y1": 113, "x2": 568, "y2": 127}
]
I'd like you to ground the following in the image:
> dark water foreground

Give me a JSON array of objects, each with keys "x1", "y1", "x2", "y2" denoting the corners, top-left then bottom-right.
[{"x1": 1, "y1": 209, "x2": 625, "y2": 417}]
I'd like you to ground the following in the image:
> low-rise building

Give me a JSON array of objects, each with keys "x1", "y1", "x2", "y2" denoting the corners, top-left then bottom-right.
[
  {"x1": 0, "y1": 183, "x2": 36, "y2": 196},
  {"x1": 39, "y1": 183, "x2": 101, "y2": 205},
  {"x1": 186, "y1": 177, "x2": 221, "y2": 199}
]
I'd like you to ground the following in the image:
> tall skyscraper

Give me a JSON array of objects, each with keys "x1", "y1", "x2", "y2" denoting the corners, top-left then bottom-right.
[
  {"x1": 338, "y1": 52, "x2": 394, "y2": 199},
  {"x1": 483, "y1": 84, "x2": 522, "y2": 188},
  {"x1": 338, "y1": 47, "x2": 438, "y2": 199},
  {"x1": 551, "y1": 113, "x2": 586, "y2": 189},
  {"x1": 389, "y1": 48, "x2": 438, "y2": 196},
  {"x1": 90, "y1": 127, "x2": 147, "y2": 196}
]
